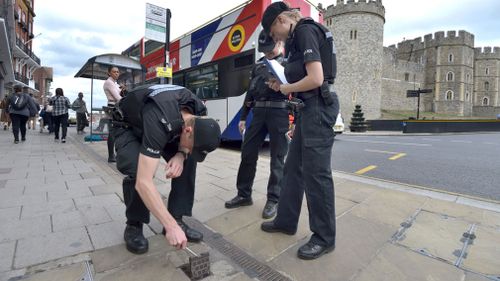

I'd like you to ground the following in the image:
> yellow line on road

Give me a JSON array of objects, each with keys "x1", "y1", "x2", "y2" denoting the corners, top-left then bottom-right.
[
  {"x1": 389, "y1": 153, "x2": 407, "y2": 160},
  {"x1": 355, "y1": 165, "x2": 377, "y2": 175}
]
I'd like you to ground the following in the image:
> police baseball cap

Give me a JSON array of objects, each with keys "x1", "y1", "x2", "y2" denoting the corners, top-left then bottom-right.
[
  {"x1": 261, "y1": 1, "x2": 290, "y2": 33},
  {"x1": 257, "y1": 30, "x2": 275, "y2": 53},
  {"x1": 191, "y1": 117, "x2": 221, "y2": 162}
]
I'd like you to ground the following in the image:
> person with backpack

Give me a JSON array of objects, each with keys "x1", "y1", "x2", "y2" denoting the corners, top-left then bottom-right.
[
  {"x1": 49, "y1": 88, "x2": 71, "y2": 143},
  {"x1": 7, "y1": 85, "x2": 38, "y2": 143},
  {"x1": 260, "y1": 2, "x2": 340, "y2": 260},
  {"x1": 113, "y1": 84, "x2": 221, "y2": 253},
  {"x1": 71, "y1": 92, "x2": 89, "y2": 134}
]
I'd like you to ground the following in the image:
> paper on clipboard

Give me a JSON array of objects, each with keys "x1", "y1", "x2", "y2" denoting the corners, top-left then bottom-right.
[{"x1": 263, "y1": 58, "x2": 288, "y2": 84}]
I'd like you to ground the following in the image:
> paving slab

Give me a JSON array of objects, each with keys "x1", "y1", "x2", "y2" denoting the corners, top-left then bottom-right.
[
  {"x1": 74, "y1": 193, "x2": 122, "y2": 209},
  {"x1": 462, "y1": 226, "x2": 500, "y2": 276},
  {"x1": 206, "y1": 199, "x2": 267, "y2": 236},
  {"x1": 270, "y1": 214, "x2": 395, "y2": 281},
  {"x1": 46, "y1": 186, "x2": 94, "y2": 202},
  {"x1": 422, "y1": 198, "x2": 485, "y2": 223},
  {"x1": 192, "y1": 196, "x2": 230, "y2": 223},
  {"x1": 0, "y1": 241, "x2": 15, "y2": 272},
  {"x1": 11, "y1": 262, "x2": 86, "y2": 281},
  {"x1": 350, "y1": 189, "x2": 428, "y2": 228},
  {"x1": 86, "y1": 221, "x2": 155, "y2": 250},
  {"x1": 52, "y1": 206, "x2": 112, "y2": 232},
  {"x1": 352, "y1": 244, "x2": 465, "y2": 281},
  {"x1": 1, "y1": 216, "x2": 51, "y2": 243},
  {"x1": 464, "y1": 271, "x2": 496, "y2": 281},
  {"x1": 481, "y1": 210, "x2": 500, "y2": 228},
  {"x1": 89, "y1": 184, "x2": 122, "y2": 196},
  {"x1": 0, "y1": 206, "x2": 21, "y2": 222},
  {"x1": 335, "y1": 180, "x2": 381, "y2": 203},
  {"x1": 20, "y1": 199, "x2": 75, "y2": 219},
  {"x1": 398, "y1": 211, "x2": 469, "y2": 264},
  {"x1": 14, "y1": 227, "x2": 93, "y2": 268},
  {"x1": 0, "y1": 193, "x2": 46, "y2": 209}
]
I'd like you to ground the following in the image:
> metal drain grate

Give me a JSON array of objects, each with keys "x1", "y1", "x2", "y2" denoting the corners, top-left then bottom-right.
[{"x1": 186, "y1": 218, "x2": 292, "y2": 281}]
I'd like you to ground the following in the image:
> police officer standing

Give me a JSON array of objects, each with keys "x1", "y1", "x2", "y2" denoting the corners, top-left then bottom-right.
[
  {"x1": 260, "y1": 2, "x2": 340, "y2": 260},
  {"x1": 224, "y1": 30, "x2": 289, "y2": 219},
  {"x1": 113, "y1": 84, "x2": 221, "y2": 253}
]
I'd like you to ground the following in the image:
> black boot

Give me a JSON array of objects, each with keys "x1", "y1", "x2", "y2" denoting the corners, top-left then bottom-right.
[
  {"x1": 124, "y1": 224, "x2": 148, "y2": 254},
  {"x1": 297, "y1": 241, "x2": 335, "y2": 260},
  {"x1": 163, "y1": 219, "x2": 203, "y2": 242}
]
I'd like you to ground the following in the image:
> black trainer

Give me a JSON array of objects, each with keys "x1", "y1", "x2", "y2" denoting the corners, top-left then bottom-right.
[
  {"x1": 225, "y1": 196, "x2": 253, "y2": 209},
  {"x1": 297, "y1": 241, "x2": 335, "y2": 260},
  {"x1": 124, "y1": 224, "x2": 149, "y2": 254},
  {"x1": 262, "y1": 201, "x2": 277, "y2": 219},
  {"x1": 261, "y1": 221, "x2": 296, "y2": 235}
]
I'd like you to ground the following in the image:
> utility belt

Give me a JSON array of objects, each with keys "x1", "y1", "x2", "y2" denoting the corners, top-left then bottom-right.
[
  {"x1": 253, "y1": 101, "x2": 288, "y2": 109},
  {"x1": 297, "y1": 81, "x2": 335, "y2": 106}
]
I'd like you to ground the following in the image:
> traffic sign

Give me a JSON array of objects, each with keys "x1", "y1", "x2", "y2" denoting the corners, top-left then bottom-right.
[{"x1": 156, "y1": 67, "x2": 172, "y2": 78}]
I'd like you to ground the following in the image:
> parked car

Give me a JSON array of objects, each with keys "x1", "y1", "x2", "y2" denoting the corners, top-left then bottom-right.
[{"x1": 333, "y1": 112, "x2": 344, "y2": 134}]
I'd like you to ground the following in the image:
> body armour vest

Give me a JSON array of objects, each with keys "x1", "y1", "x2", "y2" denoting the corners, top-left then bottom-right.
[
  {"x1": 117, "y1": 84, "x2": 207, "y2": 136},
  {"x1": 249, "y1": 55, "x2": 287, "y2": 101},
  {"x1": 287, "y1": 18, "x2": 337, "y2": 84}
]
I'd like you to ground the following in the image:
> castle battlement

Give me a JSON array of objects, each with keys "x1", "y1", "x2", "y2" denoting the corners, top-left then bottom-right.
[
  {"x1": 474, "y1": 47, "x2": 500, "y2": 59},
  {"x1": 392, "y1": 30, "x2": 475, "y2": 53},
  {"x1": 324, "y1": 0, "x2": 385, "y2": 21}
]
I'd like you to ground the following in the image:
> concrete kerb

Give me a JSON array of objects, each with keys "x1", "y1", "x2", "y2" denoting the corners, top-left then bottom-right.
[{"x1": 343, "y1": 130, "x2": 500, "y2": 137}]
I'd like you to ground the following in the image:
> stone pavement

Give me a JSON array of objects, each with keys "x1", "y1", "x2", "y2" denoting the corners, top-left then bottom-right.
[{"x1": 1, "y1": 127, "x2": 499, "y2": 281}]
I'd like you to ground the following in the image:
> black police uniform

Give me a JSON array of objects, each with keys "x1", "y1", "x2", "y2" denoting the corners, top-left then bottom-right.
[
  {"x1": 272, "y1": 18, "x2": 339, "y2": 249},
  {"x1": 235, "y1": 55, "x2": 289, "y2": 204},
  {"x1": 114, "y1": 85, "x2": 206, "y2": 226}
]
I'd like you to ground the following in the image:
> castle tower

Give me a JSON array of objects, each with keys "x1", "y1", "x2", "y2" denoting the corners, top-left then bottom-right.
[
  {"x1": 324, "y1": 0, "x2": 385, "y2": 120},
  {"x1": 474, "y1": 47, "x2": 500, "y2": 113}
]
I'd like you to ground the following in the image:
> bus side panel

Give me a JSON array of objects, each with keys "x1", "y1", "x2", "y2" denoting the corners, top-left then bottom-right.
[
  {"x1": 221, "y1": 94, "x2": 247, "y2": 141},
  {"x1": 204, "y1": 99, "x2": 228, "y2": 133}
]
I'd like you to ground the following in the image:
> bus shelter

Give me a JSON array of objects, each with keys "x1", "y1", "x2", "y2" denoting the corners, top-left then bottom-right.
[{"x1": 74, "y1": 53, "x2": 145, "y2": 139}]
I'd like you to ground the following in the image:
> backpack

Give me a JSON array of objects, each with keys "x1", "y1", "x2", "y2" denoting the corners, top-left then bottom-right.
[{"x1": 10, "y1": 94, "x2": 28, "y2": 110}]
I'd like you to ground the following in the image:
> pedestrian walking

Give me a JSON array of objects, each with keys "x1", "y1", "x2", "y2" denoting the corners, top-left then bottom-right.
[
  {"x1": 0, "y1": 94, "x2": 11, "y2": 131},
  {"x1": 225, "y1": 30, "x2": 289, "y2": 219},
  {"x1": 49, "y1": 88, "x2": 71, "y2": 143},
  {"x1": 260, "y1": 2, "x2": 340, "y2": 260},
  {"x1": 72, "y1": 92, "x2": 89, "y2": 134},
  {"x1": 112, "y1": 84, "x2": 221, "y2": 253},
  {"x1": 7, "y1": 85, "x2": 38, "y2": 143}
]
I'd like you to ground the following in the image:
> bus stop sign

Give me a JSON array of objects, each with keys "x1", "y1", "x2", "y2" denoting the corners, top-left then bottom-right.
[{"x1": 156, "y1": 67, "x2": 172, "y2": 78}]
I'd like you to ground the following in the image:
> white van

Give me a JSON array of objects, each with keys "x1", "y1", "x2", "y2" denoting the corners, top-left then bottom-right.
[{"x1": 333, "y1": 112, "x2": 344, "y2": 134}]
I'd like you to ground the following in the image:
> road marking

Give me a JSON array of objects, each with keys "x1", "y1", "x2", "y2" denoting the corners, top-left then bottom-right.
[
  {"x1": 451, "y1": 140, "x2": 473, "y2": 143},
  {"x1": 355, "y1": 165, "x2": 377, "y2": 175},
  {"x1": 365, "y1": 149, "x2": 399, "y2": 154},
  {"x1": 421, "y1": 138, "x2": 442, "y2": 142},
  {"x1": 343, "y1": 139, "x2": 431, "y2": 147},
  {"x1": 483, "y1": 142, "x2": 498, "y2": 145},
  {"x1": 389, "y1": 153, "x2": 406, "y2": 160}
]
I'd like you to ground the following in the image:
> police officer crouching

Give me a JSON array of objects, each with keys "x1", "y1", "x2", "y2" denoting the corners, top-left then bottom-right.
[
  {"x1": 260, "y1": 2, "x2": 340, "y2": 260},
  {"x1": 113, "y1": 84, "x2": 221, "y2": 253},
  {"x1": 224, "y1": 30, "x2": 289, "y2": 219}
]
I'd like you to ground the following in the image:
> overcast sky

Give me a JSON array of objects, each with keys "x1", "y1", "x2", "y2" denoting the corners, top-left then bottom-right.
[{"x1": 31, "y1": 0, "x2": 500, "y2": 107}]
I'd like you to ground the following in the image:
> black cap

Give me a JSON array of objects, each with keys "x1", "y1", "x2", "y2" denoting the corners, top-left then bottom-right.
[
  {"x1": 191, "y1": 117, "x2": 221, "y2": 162},
  {"x1": 261, "y1": 2, "x2": 290, "y2": 33},
  {"x1": 257, "y1": 30, "x2": 275, "y2": 53}
]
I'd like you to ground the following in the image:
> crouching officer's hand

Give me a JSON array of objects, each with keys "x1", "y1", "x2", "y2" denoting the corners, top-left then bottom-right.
[
  {"x1": 238, "y1": 121, "x2": 246, "y2": 135},
  {"x1": 164, "y1": 224, "x2": 187, "y2": 249},
  {"x1": 165, "y1": 153, "x2": 185, "y2": 179}
]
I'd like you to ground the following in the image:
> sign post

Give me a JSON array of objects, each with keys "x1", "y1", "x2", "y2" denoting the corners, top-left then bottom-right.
[
  {"x1": 145, "y1": 3, "x2": 171, "y2": 84},
  {"x1": 406, "y1": 88, "x2": 432, "y2": 120}
]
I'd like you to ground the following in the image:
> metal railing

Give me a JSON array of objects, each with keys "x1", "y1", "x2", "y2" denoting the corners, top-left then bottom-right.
[
  {"x1": 14, "y1": 72, "x2": 29, "y2": 85},
  {"x1": 15, "y1": 37, "x2": 41, "y2": 65}
]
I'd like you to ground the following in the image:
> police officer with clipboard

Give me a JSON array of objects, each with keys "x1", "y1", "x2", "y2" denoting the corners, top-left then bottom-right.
[
  {"x1": 259, "y1": 2, "x2": 340, "y2": 260},
  {"x1": 225, "y1": 30, "x2": 289, "y2": 219}
]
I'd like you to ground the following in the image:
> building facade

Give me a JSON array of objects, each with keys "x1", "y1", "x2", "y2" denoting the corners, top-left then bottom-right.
[
  {"x1": 0, "y1": 0, "x2": 41, "y2": 98},
  {"x1": 323, "y1": 0, "x2": 500, "y2": 118}
]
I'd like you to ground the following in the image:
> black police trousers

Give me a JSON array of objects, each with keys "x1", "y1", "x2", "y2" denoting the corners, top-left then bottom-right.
[
  {"x1": 113, "y1": 127, "x2": 197, "y2": 225},
  {"x1": 236, "y1": 107, "x2": 289, "y2": 203},
  {"x1": 273, "y1": 92, "x2": 339, "y2": 247}
]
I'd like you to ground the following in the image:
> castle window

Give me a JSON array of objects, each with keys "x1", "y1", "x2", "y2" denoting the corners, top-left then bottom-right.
[
  {"x1": 485, "y1": 81, "x2": 490, "y2": 91},
  {"x1": 482, "y1": 97, "x2": 489, "y2": 106},
  {"x1": 352, "y1": 91, "x2": 357, "y2": 103},
  {"x1": 486, "y1": 68, "x2": 489, "y2": 75},
  {"x1": 445, "y1": 90, "x2": 454, "y2": 100},
  {"x1": 448, "y1": 54, "x2": 453, "y2": 62},
  {"x1": 447, "y1": 72, "x2": 454, "y2": 82},
  {"x1": 466, "y1": 73, "x2": 470, "y2": 83},
  {"x1": 466, "y1": 92, "x2": 470, "y2": 101},
  {"x1": 404, "y1": 73, "x2": 410, "y2": 81},
  {"x1": 350, "y1": 30, "x2": 357, "y2": 40}
]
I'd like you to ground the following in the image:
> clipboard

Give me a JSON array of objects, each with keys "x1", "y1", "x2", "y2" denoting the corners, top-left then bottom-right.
[{"x1": 263, "y1": 58, "x2": 288, "y2": 84}]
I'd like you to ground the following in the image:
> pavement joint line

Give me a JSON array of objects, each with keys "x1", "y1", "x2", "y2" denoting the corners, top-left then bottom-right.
[
  {"x1": 355, "y1": 165, "x2": 377, "y2": 175},
  {"x1": 334, "y1": 170, "x2": 500, "y2": 212}
]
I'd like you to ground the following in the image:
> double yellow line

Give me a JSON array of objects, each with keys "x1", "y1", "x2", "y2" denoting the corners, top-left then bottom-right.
[{"x1": 355, "y1": 150, "x2": 407, "y2": 175}]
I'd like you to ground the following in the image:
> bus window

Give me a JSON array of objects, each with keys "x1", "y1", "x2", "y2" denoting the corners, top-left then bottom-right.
[
  {"x1": 185, "y1": 64, "x2": 219, "y2": 100},
  {"x1": 219, "y1": 50, "x2": 254, "y2": 98},
  {"x1": 173, "y1": 72, "x2": 184, "y2": 86}
]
